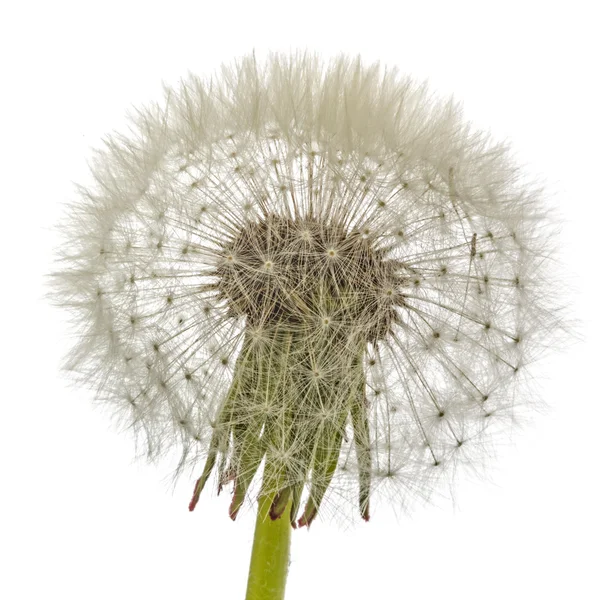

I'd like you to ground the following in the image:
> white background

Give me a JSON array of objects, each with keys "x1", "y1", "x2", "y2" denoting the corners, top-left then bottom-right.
[{"x1": 1, "y1": 1, "x2": 598, "y2": 599}]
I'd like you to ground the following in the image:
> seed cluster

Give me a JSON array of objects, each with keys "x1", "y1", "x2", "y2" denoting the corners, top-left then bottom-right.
[{"x1": 53, "y1": 53, "x2": 559, "y2": 526}]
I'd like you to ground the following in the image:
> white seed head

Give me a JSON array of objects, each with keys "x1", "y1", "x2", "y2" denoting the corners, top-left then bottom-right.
[{"x1": 52, "y1": 52, "x2": 561, "y2": 526}]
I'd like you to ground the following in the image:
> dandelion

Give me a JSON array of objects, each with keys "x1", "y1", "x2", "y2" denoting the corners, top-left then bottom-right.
[{"x1": 53, "y1": 52, "x2": 560, "y2": 599}]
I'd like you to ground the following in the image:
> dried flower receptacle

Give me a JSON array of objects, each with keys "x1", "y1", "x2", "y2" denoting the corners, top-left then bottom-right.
[{"x1": 189, "y1": 214, "x2": 406, "y2": 524}]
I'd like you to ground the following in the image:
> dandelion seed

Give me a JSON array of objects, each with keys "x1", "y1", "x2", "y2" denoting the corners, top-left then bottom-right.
[{"x1": 52, "y1": 52, "x2": 563, "y2": 600}]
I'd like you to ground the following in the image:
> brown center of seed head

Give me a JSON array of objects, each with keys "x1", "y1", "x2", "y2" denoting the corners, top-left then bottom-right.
[{"x1": 217, "y1": 214, "x2": 406, "y2": 343}]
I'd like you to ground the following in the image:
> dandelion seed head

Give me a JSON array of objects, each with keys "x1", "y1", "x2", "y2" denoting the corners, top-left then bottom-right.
[{"x1": 52, "y1": 51, "x2": 562, "y2": 526}]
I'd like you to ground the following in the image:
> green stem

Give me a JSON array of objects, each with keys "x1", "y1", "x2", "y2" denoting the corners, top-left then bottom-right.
[{"x1": 244, "y1": 476, "x2": 292, "y2": 600}]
